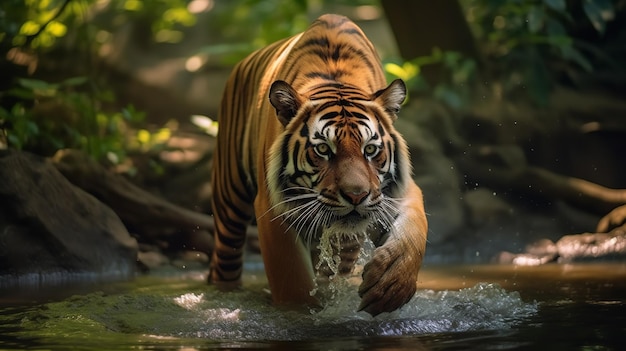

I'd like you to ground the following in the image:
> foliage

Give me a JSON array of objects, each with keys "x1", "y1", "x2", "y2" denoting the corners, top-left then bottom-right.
[
  {"x1": 385, "y1": 0, "x2": 620, "y2": 108},
  {"x1": 0, "y1": 76, "x2": 146, "y2": 161},
  {"x1": 384, "y1": 49, "x2": 477, "y2": 110},
  {"x1": 200, "y1": 0, "x2": 379, "y2": 64},
  {"x1": 462, "y1": 0, "x2": 619, "y2": 105},
  {"x1": 0, "y1": 0, "x2": 196, "y2": 165},
  {"x1": 104, "y1": 0, "x2": 197, "y2": 44},
  {"x1": 1, "y1": 0, "x2": 622, "y2": 161},
  {"x1": 4, "y1": 0, "x2": 79, "y2": 49}
]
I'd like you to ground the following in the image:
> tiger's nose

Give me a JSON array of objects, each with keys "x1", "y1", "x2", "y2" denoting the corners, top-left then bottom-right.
[{"x1": 340, "y1": 189, "x2": 369, "y2": 205}]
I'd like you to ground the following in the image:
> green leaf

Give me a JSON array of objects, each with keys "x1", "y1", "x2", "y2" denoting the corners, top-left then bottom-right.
[
  {"x1": 583, "y1": 0, "x2": 615, "y2": 35},
  {"x1": 6, "y1": 87, "x2": 35, "y2": 100},
  {"x1": 26, "y1": 121, "x2": 39, "y2": 135},
  {"x1": 0, "y1": 107, "x2": 7, "y2": 119},
  {"x1": 17, "y1": 78, "x2": 58, "y2": 91},
  {"x1": 122, "y1": 104, "x2": 146, "y2": 123},
  {"x1": 7, "y1": 134, "x2": 23, "y2": 149},
  {"x1": 434, "y1": 85, "x2": 463, "y2": 109},
  {"x1": 527, "y1": 5, "x2": 544, "y2": 33},
  {"x1": 545, "y1": 18, "x2": 566, "y2": 36},
  {"x1": 560, "y1": 45, "x2": 593, "y2": 72},
  {"x1": 61, "y1": 76, "x2": 89, "y2": 87},
  {"x1": 544, "y1": 0, "x2": 566, "y2": 12}
]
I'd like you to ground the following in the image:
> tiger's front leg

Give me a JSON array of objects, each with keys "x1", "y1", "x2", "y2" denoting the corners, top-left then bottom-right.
[
  {"x1": 254, "y1": 195, "x2": 320, "y2": 308},
  {"x1": 358, "y1": 182, "x2": 428, "y2": 316}
]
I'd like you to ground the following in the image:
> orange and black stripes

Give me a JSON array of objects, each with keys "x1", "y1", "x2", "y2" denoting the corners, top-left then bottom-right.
[
  {"x1": 279, "y1": 15, "x2": 385, "y2": 93},
  {"x1": 209, "y1": 14, "x2": 400, "y2": 285},
  {"x1": 209, "y1": 15, "x2": 426, "y2": 316}
]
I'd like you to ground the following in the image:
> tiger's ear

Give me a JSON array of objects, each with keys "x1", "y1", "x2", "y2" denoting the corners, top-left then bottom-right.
[
  {"x1": 269, "y1": 80, "x2": 302, "y2": 126},
  {"x1": 373, "y1": 79, "x2": 406, "y2": 119}
]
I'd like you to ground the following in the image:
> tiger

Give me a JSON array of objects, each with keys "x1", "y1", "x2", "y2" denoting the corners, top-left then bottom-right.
[{"x1": 209, "y1": 14, "x2": 427, "y2": 316}]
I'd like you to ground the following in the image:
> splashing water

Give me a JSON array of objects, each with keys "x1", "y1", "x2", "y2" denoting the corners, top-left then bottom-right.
[
  {"x1": 3, "y1": 239, "x2": 538, "y2": 345},
  {"x1": 6, "y1": 278, "x2": 536, "y2": 344},
  {"x1": 310, "y1": 230, "x2": 372, "y2": 300}
]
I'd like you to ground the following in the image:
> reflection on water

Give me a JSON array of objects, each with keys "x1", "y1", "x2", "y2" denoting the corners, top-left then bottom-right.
[{"x1": 0, "y1": 259, "x2": 625, "y2": 350}]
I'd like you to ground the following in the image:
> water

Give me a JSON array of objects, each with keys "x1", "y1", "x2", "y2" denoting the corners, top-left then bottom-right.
[{"x1": 1, "y1": 258, "x2": 625, "y2": 350}]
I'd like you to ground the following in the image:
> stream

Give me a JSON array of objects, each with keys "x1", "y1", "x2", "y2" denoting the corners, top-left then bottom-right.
[{"x1": 1, "y1": 255, "x2": 625, "y2": 350}]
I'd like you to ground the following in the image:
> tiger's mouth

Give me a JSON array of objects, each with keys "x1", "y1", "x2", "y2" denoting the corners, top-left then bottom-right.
[
  {"x1": 344, "y1": 210, "x2": 366, "y2": 220},
  {"x1": 332, "y1": 209, "x2": 370, "y2": 231}
]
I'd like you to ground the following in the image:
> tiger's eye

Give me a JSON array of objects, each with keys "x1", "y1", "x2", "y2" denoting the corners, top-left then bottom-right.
[
  {"x1": 364, "y1": 144, "x2": 379, "y2": 157},
  {"x1": 314, "y1": 143, "x2": 331, "y2": 156}
]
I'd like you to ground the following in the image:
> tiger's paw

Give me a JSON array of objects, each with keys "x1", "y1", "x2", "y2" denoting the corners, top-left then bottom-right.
[
  {"x1": 207, "y1": 270, "x2": 242, "y2": 292},
  {"x1": 210, "y1": 279, "x2": 242, "y2": 292},
  {"x1": 357, "y1": 245, "x2": 418, "y2": 316}
]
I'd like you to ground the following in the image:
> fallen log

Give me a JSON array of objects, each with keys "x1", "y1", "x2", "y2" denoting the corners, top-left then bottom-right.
[
  {"x1": 457, "y1": 155, "x2": 626, "y2": 215},
  {"x1": 597, "y1": 204, "x2": 626, "y2": 233},
  {"x1": 51, "y1": 149, "x2": 215, "y2": 237}
]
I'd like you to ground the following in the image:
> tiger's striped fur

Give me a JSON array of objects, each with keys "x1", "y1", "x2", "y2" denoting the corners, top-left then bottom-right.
[{"x1": 209, "y1": 14, "x2": 427, "y2": 316}]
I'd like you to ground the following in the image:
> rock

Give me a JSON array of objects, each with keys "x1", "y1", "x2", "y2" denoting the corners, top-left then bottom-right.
[
  {"x1": 496, "y1": 231, "x2": 626, "y2": 265},
  {"x1": 493, "y1": 239, "x2": 559, "y2": 265},
  {"x1": 493, "y1": 251, "x2": 556, "y2": 266},
  {"x1": 525, "y1": 238, "x2": 559, "y2": 257},
  {"x1": 464, "y1": 188, "x2": 514, "y2": 227},
  {"x1": 0, "y1": 150, "x2": 138, "y2": 284},
  {"x1": 396, "y1": 117, "x2": 466, "y2": 244},
  {"x1": 137, "y1": 251, "x2": 170, "y2": 270},
  {"x1": 52, "y1": 149, "x2": 216, "y2": 244},
  {"x1": 556, "y1": 232, "x2": 626, "y2": 261}
]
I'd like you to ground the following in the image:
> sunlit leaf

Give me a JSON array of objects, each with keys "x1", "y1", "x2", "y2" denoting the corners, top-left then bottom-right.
[
  {"x1": 384, "y1": 63, "x2": 405, "y2": 80},
  {"x1": 124, "y1": 0, "x2": 143, "y2": 11},
  {"x1": 163, "y1": 8, "x2": 196, "y2": 26},
  {"x1": 384, "y1": 62, "x2": 419, "y2": 81},
  {"x1": 153, "y1": 128, "x2": 171, "y2": 143},
  {"x1": 137, "y1": 129, "x2": 151, "y2": 144},
  {"x1": 46, "y1": 21, "x2": 67, "y2": 37},
  {"x1": 37, "y1": 0, "x2": 52, "y2": 11},
  {"x1": 19, "y1": 20, "x2": 41, "y2": 36},
  {"x1": 402, "y1": 62, "x2": 419, "y2": 78}
]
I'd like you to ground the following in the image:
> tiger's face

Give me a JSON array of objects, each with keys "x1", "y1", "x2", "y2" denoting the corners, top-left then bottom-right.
[{"x1": 267, "y1": 79, "x2": 410, "y2": 244}]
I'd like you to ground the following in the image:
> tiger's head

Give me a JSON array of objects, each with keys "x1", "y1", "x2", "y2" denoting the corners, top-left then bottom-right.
[{"x1": 266, "y1": 79, "x2": 411, "y2": 244}]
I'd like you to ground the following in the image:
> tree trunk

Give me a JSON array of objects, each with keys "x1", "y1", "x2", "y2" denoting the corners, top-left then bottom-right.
[{"x1": 380, "y1": 0, "x2": 481, "y2": 85}]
